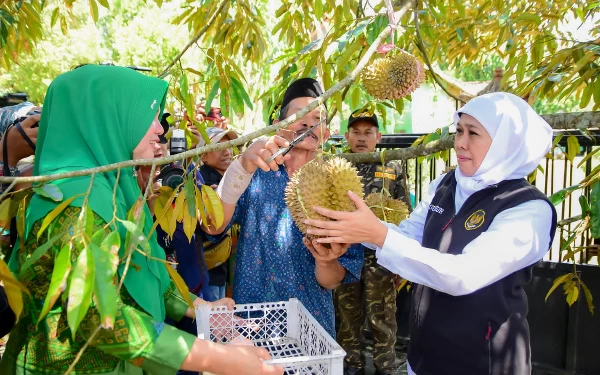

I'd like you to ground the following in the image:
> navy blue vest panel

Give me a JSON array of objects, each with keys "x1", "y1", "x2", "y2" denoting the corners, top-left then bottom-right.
[{"x1": 408, "y1": 171, "x2": 557, "y2": 375}]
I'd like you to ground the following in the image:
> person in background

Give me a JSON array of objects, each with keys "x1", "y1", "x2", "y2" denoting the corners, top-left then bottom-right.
[
  {"x1": 304, "y1": 92, "x2": 558, "y2": 375},
  {"x1": 203, "y1": 78, "x2": 364, "y2": 338},
  {"x1": 335, "y1": 109, "x2": 409, "y2": 375},
  {"x1": 198, "y1": 127, "x2": 239, "y2": 302}
]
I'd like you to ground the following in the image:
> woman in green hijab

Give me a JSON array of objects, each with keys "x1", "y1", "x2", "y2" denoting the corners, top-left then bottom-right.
[{"x1": 0, "y1": 65, "x2": 282, "y2": 375}]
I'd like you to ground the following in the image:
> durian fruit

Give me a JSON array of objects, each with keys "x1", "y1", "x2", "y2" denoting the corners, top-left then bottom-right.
[
  {"x1": 361, "y1": 51, "x2": 426, "y2": 100},
  {"x1": 364, "y1": 192, "x2": 410, "y2": 226},
  {"x1": 285, "y1": 157, "x2": 364, "y2": 241}
]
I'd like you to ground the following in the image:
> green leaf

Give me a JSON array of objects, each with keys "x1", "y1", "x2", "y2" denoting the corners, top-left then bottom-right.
[
  {"x1": 89, "y1": 0, "x2": 98, "y2": 23},
  {"x1": 179, "y1": 72, "x2": 189, "y2": 103},
  {"x1": 184, "y1": 175, "x2": 196, "y2": 217},
  {"x1": 121, "y1": 220, "x2": 151, "y2": 254},
  {"x1": 38, "y1": 243, "x2": 72, "y2": 323},
  {"x1": 37, "y1": 194, "x2": 82, "y2": 241},
  {"x1": 576, "y1": 146, "x2": 600, "y2": 168},
  {"x1": 164, "y1": 263, "x2": 194, "y2": 310},
  {"x1": 50, "y1": 7, "x2": 59, "y2": 28},
  {"x1": 566, "y1": 135, "x2": 580, "y2": 163},
  {"x1": 231, "y1": 76, "x2": 253, "y2": 110},
  {"x1": 33, "y1": 184, "x2": 63, "y2": 202},
  {"x1": 516, "y1": 55, "x2": 527, "y2": 84},
  {"x1": 97, "y1": 0, "x2": 109, "y2": 8},
  {"x1": 546, "y1": 273, "x2": 573, "y2": 302},
  {"x1": 19, "y1": 231, "x2": 65, "y2": 277},
  {"x1": 91, "y1": 232, "x2": 120, "y2": 329},
  {"x1": 205, "y1": 80, "x2": 220, "y2": 111},
  {"x1": 549, "y1": 185, "x2": 581, "y2": 206},
  {"x1": 580, "y1": 82, "x2": 593, "y2": 109},
  {"x1": 67, "y1": 245, "x2": 95, "y2": 339},
  {"x1": 590, "y1": 181, "x2": 600, "y2": 238},
  {"x1": 579, "y1": 195, "x2": 591, "y2": 217},
  {"x1": 75, "y1": 204, "x2": 95, "y2": 243}
]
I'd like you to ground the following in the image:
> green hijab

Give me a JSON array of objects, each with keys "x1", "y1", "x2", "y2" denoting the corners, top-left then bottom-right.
[{"x1": 13, "y1": 65, "x2": 171, "y2": 321}]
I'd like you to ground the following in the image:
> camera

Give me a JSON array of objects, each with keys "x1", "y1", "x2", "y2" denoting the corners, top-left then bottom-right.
[
  {"x1": 206, "y1": 107, "x2": 224, "y2": 121},
  {"x1": 157, "y1": 129, "x2": 187, "y2": 190}
]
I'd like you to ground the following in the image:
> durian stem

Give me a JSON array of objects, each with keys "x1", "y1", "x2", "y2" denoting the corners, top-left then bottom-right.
[{"x1": 413, "y1": 0, "x2": 463, "y2": 103}]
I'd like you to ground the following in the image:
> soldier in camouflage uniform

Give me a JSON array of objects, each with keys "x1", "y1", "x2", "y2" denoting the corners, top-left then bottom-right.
[{"x1": 334, "y1": 109, "x2": 410, "y2": 375}]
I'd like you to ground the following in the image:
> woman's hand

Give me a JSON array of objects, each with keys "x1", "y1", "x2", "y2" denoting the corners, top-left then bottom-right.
[
  {"x1": 305, "y1": 190, "x2": 389, "y2": 248},
  {"x1": 238, "y1": 136, "x2": 290, "y2": 174},
  {"x1": 303, "y1": 238, "x2": 349, "y2": 264},
  {"x1": 210, "y1": 297, "x2": 235, "y2": 310}
]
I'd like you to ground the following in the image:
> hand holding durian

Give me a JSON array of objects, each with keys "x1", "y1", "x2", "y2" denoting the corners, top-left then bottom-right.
[{"x1": 302, "y1": 190, "x2": 390, "y2": 248}]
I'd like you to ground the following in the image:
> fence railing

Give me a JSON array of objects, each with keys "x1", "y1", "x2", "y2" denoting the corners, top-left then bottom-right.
[{"x1": 330, "y1": 131, "x2": 600, "y2": 266}]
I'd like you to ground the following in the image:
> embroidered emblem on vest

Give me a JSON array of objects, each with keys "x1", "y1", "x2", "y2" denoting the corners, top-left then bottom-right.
[{"x1": 465, "y1": 209, "x2": 485, "y2": 230}]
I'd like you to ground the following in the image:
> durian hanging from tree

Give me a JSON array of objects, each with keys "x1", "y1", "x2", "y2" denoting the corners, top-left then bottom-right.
[
  {"x1": 361, "y1": 50, "x2": 426, "y2": 101},
  {"x1": 285, "y1": 156, "x2": 364, "y2": 242}
]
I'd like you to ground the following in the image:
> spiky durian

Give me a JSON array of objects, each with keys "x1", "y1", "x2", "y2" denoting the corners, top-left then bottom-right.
[
  {"x1": 285, "y1": 157, "x2": 364, "y2": 241},
  {"x1": 364, "y1": 192, "x2": 410, "y2": 226},
  {"x1": 361, "y1": 51, "x2": 426, "y2": 100}
]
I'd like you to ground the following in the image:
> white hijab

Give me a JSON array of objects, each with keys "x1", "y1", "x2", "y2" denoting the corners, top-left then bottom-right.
[{"x1": 453, "y1": 92, "x2": 553, "y2": 208}]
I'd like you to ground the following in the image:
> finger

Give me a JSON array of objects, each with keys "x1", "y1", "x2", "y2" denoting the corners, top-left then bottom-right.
[
  {"x1": 311, "y1": 205, "x2": 348, "y2": 220},
  {"x1": 254, "y1": 347, "x2": 272, "y2": 360},
  {"x1": 263, "y1": 364, "x2": 285, "y2": 375},
  {"x1": 257, "y1": 149, "x2": 279, "y2": 171},
  {"x1": 251, "y1": 152, "x2": 272, "y2": 172},
  {"x1": 21, "y1": 114, "x2": 41, "y2": 128},
  {"x1": 271, "y1": 135, "x2": 290, "y2": 148},
  {"x1": 348, "y1": 190, "x2": 369, "y2": 211},
  {"x1": 304, "y1": 218, "x2": 344, "y2": 230},
  {"x1": 314, "y1": 236, "x2": 347, "y2": 244}
]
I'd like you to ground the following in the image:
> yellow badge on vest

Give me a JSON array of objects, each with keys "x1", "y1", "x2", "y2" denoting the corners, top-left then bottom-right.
[{"x1": 465, "y1": 209, "x2": 485, "y2": 230}]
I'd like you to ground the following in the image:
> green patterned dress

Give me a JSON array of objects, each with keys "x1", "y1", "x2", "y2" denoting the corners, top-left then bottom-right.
[{"x1": 0, "y1": 207, "x2": 197, "y2": 374}]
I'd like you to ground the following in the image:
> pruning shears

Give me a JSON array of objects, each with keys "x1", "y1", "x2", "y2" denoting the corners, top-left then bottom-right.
[{"x1": 266, "y1": 117, "x2": 327, "y2": 164}]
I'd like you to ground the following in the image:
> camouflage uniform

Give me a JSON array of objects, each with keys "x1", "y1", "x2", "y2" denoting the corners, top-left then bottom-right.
[{"x1": 335, "y1": 161, "x2": 409, "y2": 374}]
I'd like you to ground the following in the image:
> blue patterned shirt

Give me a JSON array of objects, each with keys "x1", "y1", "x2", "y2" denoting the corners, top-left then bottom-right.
[{"x1": 223, "y1": 166, "x2": 364, "y2": 338}]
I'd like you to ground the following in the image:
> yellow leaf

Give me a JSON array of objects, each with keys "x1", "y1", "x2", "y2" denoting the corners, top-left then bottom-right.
[
  {"x1": 164, "y1": 263, "x2": 194, "y2": 310},
  {"x1": 546, "y1": 273, "x2": 573, "y2": 302},
  {"x1": 201, "y1": 185, "x2": 224, "y2": 229},
  {"x1": 0, "y1": 198, "x2": 12, "y2": 229},
  {"x1": 566, "y1": 135, "x2": 580, "y2": 163},
  {"x1": 154, "y1": 187, "x2": 176, "y2": 235},
  {"x1": 89, "y1": 0, "x2": 98, "y2": 22},
  {"x1": 580, "y1": 279, "x2": 594, "y2": 315},
  {"x1": 195, "y1": 186, "x2": 207, "y2": 226},
  {"x1": 37, "y1": 194, "x2": 82, "y2": 241},
  {"x1": 0, "y1": 258, "x2": 30, "y2": 321},
  {"x1": 182, "y1": 209, "x2": 196, "y2": 243},
  {"x1": 170, "y1": 190, "x2": 186, "y2": 234},
  {"x1": 566, "y1": 284, "x2": 579, "y2": 307}
]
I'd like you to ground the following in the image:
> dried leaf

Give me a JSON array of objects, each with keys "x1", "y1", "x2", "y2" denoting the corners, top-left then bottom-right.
[
  {"x1": 38, "y1": 242, "x2": 72, "y2": 323},
  {"x1": 67, "y1": 245, "x2": 95, "y2": 339},
  {"x1": 0, "y1": 197, "x2": 11, "y2": 229},
  {"x1": 164, "y1": 263, "x2": 194, "y2": 310}
]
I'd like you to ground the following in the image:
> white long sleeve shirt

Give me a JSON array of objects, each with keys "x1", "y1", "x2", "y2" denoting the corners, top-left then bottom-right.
[{"x1": 364, "y1": 175, "x2": 554, "y2": 375}]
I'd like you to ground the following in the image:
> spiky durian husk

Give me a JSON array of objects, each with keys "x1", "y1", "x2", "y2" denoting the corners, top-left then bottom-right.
[
  {"x1": 364, "y1": 192, "x2": 410, "y2": 226},
  {"x1": 285, "y1": 157, "x2": 364, "y2": 241},
  {"x1": 361, "y1": 51, "x2": 426, "y2": 100}
]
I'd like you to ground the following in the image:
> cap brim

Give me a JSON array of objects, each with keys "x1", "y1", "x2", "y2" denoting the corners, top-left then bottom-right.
[
  {"x1": 348, "y1": 117, "x2": 378, "y2": 128},
  {"x1": 210, "y1": 129, "x2": 238, "y2": 144}
]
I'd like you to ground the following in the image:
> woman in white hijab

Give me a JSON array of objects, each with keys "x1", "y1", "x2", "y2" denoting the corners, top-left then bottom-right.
[{"x1": 303, "y1": 92, "x2": 558, "y2": 375}]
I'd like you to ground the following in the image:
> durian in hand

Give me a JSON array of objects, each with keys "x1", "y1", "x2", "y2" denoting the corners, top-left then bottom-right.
[
  {"x1": 285, "y1": 157, "x2": 364, "y2": 241},
  {"x1": 361, "y1": 51, "x2": 426, "y2": 100},
  {"x1": 364, "y1": 192, "x2": 410, "y2": 226}
]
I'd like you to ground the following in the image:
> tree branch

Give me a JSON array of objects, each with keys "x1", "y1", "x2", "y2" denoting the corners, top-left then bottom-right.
[
  {"x1": 413, "y1": 0, "x2": 463, "y2": 103},
  {"x1": 157, "y1": 0, "x2": 228, "y2": 79},
  {"x1": 0, "y1": 3, "x2": 414, "y2": 185}
]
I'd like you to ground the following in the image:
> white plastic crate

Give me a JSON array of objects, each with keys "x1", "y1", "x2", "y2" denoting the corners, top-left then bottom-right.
[{"x1": 196, "y1": 298, "x2": 345, "y2": 374}]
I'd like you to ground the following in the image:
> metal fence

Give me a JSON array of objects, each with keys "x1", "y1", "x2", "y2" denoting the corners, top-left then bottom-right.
[{"x1": 331, "y1": 130, "x2": 600, "y2": 265}]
